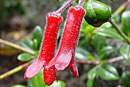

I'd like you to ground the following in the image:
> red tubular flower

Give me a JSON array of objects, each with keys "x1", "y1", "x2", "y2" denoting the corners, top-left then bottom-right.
[
  {"x1": 24, "y1": 13, "x2": 63, "y2": 85},
  {"x1": 46, "y1": 6, "x2": 85, "y2": 78}
]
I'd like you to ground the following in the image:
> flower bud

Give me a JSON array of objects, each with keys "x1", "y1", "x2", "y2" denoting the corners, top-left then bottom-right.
[{"x1": 84, "y1": 0, "x2": 111, "y2": 27}]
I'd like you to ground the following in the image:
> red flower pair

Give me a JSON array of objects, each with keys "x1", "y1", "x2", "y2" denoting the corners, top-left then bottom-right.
[{"x1": 25, "y1": 0, "x2": 85, "y2": 86}]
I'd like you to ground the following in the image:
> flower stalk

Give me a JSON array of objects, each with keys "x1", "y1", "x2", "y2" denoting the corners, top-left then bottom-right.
[
  {"x1": 109, "y1": 20, "x2": 130, "y2": 44},
  {"x1": 0, "y1": 60, "x2": 33, "y2": 80},
  {"x1": 0, "y1": 39, "x2": 35, "y2": 55}
]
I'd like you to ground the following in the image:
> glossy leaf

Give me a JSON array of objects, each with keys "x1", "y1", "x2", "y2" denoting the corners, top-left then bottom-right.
[
  {"x1": 18, "y1": 53, "x2": 34, "y2": 62},
  {"x1": 34, "y1": 51, "x2": 40, "y2": 59},
  {"x1": 93, "y1": 35, "x2": 106, "y2": 52},
  {"x1": 98, "y1": 64, "x2": 119, "y2": 80},
  {"x1": 112, "y1": 14, "x2": 120, "y2": 24},
  {"x1": 36, "y1": 69, "x2": 46, "y2": 86},
  {"x1": 27, "y1": 69, "x2": 46, "y2": 87},
  {"x1": 27, "y1": 79, "x2": 33, "y2": 87},
  {"x1": 75, "y1": 47, "x2": 95, "y2": 61},
  {"x1": 87, "y1": 66, "x2": 98, "y2": 87},
  {"x1": 88, "y1": 67, "x2": 97, "y2": 80},
  {"x1": 46, "y1": 80, "x2": 66, "y2": 87},
  {"x1": 122, "y1": 71, "x2": 130, "y2": 87},
  {"x1": 121, "y1": 10, "x2": 130, "y2": 37},
  {"x1": 32, "y1": 39, "x2": 39, "y2": 51},
  {"x1": 20, "y1": 38, "x2": 33, "y2": 50},
  {"x1": 101, "y1": 22, "x2": 112, "y2": 28},
  {"x1": 79, "y1": 38, "x2": 90, "y2": 49},
  {"x1": 87, "y1": 77, "x2": 98, "y2": 87},
  {"x1": 32, "y1": 26, "x2": 43, "y2": 48},
  {"x1": 12, "y1": 84, "x2": 26, "y2": 87},
  {"x1": 120, "y1": 45, "x2": 130, "y2": 62},
  {"x1": 81, "y1": 19, "x2": 95, "y2": 38},
  {"x1": 98, "y1": 46, "x2": 115, "y2": 60},
  {"x1": 95, "y1": 27, "x2": 124, "y2": 40}
]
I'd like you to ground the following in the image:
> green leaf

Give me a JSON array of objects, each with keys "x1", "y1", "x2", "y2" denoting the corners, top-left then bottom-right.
[
  {"x1": 88, "y1": 67, "x2": 97, "y2": 80},
  {"x1": 27, "y1": 79, "x2": 33, "y2": 87},
  {"x1": 79, "y1": 38, "x2": 90, "y2": 49},
  {"x1": 75, "y1": 47, "x2": 95, "y2": 61},
  {"x1": 12, "y1": 84, "x2": 26, "y2": 87},
  {"x1": 112, "y1": 14, "x2": 120, "y2": 24},
  {"x1": 27, "y1": 69, "x2": 46, "y2": 87},
  {"x1": 81, "y1": 19, "x2": 95, "y2": 38},
  {"x1": 101, "y1": 22, "x2": 112, "y2": 28},
  {"x1": 87, "y1": 66, "x2": 98, "y2": 87},
  {"x1": 36, "y1": 69, "x2": 46, "y2": 86},
  {"x1": 86, "y1": 79, "x2": 97, "y2": 87},
  {"x1": 98, "y1": 46, "x2": 115, "y2": 60},
  {"x1": 98, "y1": 64, "x2": 119, "y2": 80},
  {"x1": 17, "y1": 53, "x2": 34, "y2": 62},
  {"x1": 34, "y1": 51, "x2": 40, "y2": 59},
  {"x1": 93, "y1": 35, "x2": 106, "y2": 52},
  {"x1": 120, "y1": 45, "x2": 130, "y2": 62},
  {"x1": 121, "y1": 10, "x2": 130, "y2": 37},
  {"x1": 32, "y1": 39, "x2": 39, "y2": 51},
  {"x1": 122, "y1": 71, "x2": 130, "y2": 87},
  {"x1": 95, "y1": 27, "x2": 124, "y2": 41},
  {"x1": 87, "y1": 75, "x2": 98, "y2": 87},
  {"x1": 28, "y1": 77, "x2": 39, "y2": 87},
  {"x1": 32, "y1": 26, "x2": 43, "y2": 48},
  {"x1": 20, "y1": 38, "x2": 33, "y2": 50},
  {"x1": 46, "y1": 80, "x2": 66, "y2": 87}
]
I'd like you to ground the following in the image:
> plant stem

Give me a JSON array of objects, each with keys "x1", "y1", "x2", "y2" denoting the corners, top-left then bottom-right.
[
  {"x1": 0, "y1": 39, "x2": 125, "y2": 64},
  {"x1": 108, "y1": 56, "x2": 124, "y2": 63},
  {"x1": 113, "y1": 1, "x2": 130, "y2": 16},
  {"x1": 76, "y1": 60, "x2": 99, "y2": 64},
  {"x1": 78, "y1": 0, "x2": 85, "y2": 6},
  {"x1": 76, "y1": 56, "x2": 124, "y2": 64},
  {"x1": 0, "y1": 60, "x2": 34, "y2": 80},
  {"x1": 0, "y1": 39, "x2": 35, "y2": 55},
  {"x1": 0, "y1": 56, "x2": 124, "y2": 80},
  {"x1": 109, "y1": 20, "x2": 130, "y2": 44},
  {"x1": 56, "y1": 0, "x2": 74, "y2": 14},
  {"x1": 0, "y1": 39, "x2": 124, "y2": 79}
]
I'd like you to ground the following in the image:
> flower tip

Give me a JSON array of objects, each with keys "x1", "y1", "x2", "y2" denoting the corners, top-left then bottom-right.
[
  {"x1": 25, "y1": 67, "x2": 28, "y2": 71},
  {"x1": 24, "y1": 74, "x2": 29, "y2": 80},
  {"x1": 45, "y1": 82, "x2": 53, "y2": 86},
  {"x1": 55, "y1": 64, "x2": 66, "y2": 71},
  {"x1": 56, "y1": 76, "x2": 59, "y2": 82},
  {"x1": 75, "y1": 74, "x2": 79, "y2": 78},
  {"x1": 74, "y1": 71, "x2": 79, "y2": 78}
]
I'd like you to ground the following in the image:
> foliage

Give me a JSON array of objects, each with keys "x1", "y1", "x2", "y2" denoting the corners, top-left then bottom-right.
[
  {"x1": 1, "y1": 0, "x2": 24, "y2": 21},
  {"x1": 11, "y1": 0, "x2": 130, "y2": 87},
  {"x1": 122, "y1": 71, "x2": 130, "y2": 87}
]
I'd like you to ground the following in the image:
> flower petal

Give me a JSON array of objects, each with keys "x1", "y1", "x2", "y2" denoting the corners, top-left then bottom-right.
[
  {"x1": 46, "y1": 50, "x2": 72, "y2": 71},
  {"x1": 24, "y1": 58, "x2": 45, "y2": 80},
  {"x1": 69, "y1": 56, "x2": 79, "y2": 78},
  {"x1": 44, "y1": 66, "x2": 56, "y2": 86}
]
